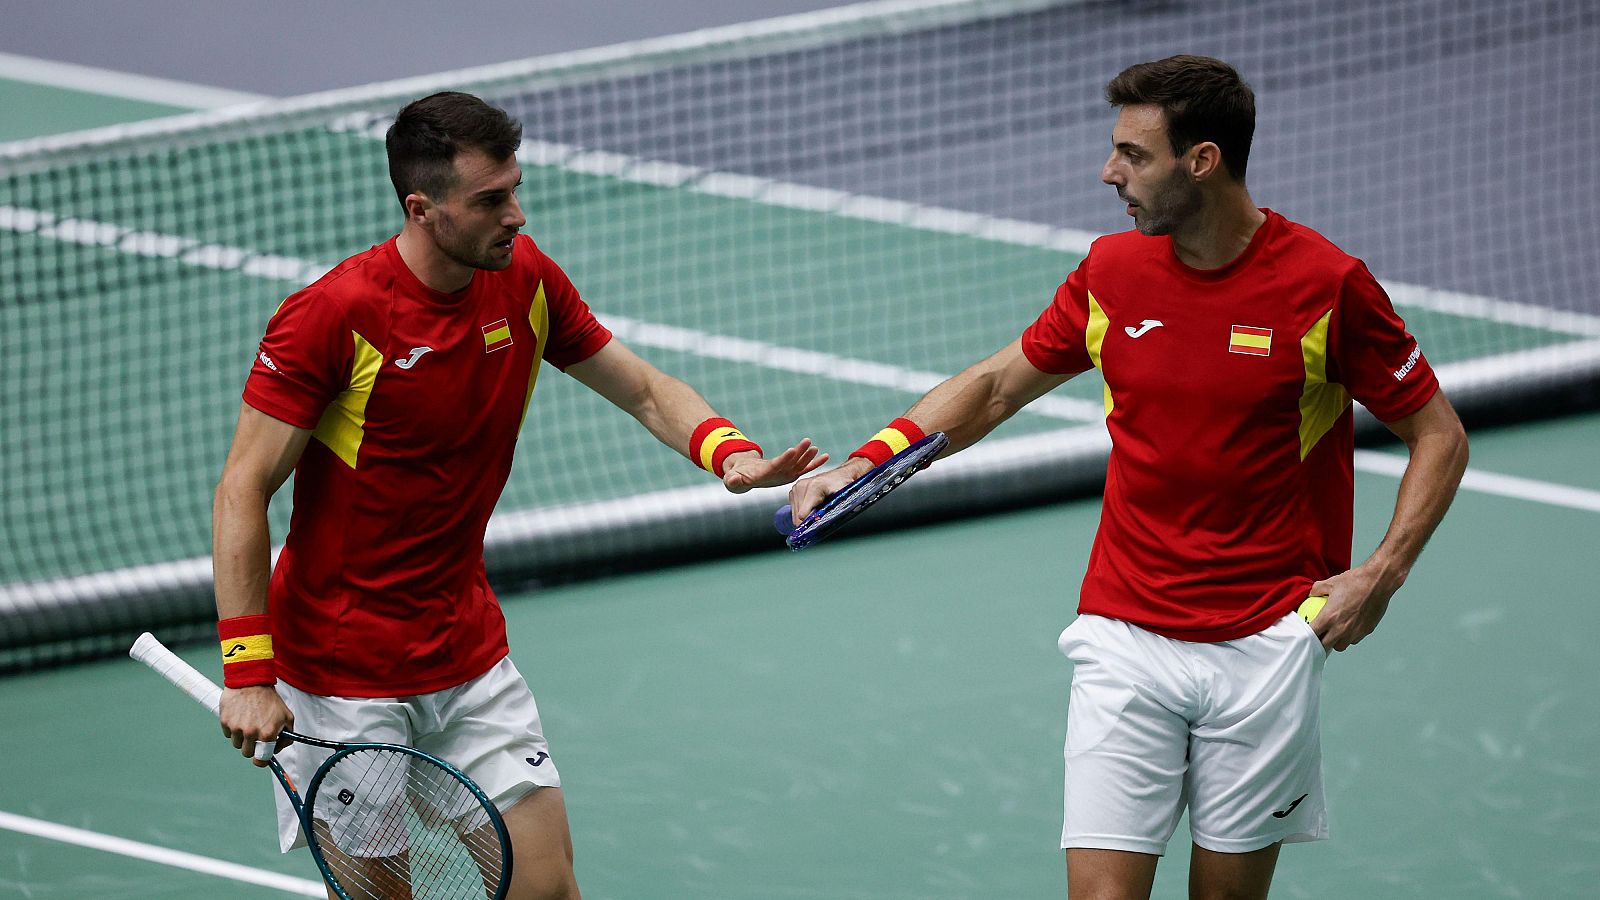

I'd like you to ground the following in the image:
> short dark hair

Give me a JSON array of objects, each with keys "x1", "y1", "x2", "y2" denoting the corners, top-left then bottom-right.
[
  {"x1": 1105, "y1": 55, "x2": 1255, "y2": 181},
  {"x1": 385, "y1": 92, "x2": 523, "y2": 206}
]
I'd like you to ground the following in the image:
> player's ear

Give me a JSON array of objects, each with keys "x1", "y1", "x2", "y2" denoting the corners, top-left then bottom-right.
[
  {"x1": 1189, "y1": 141, "x2": 1224, "y2": 182},
  {"x1": 402, "y1": 191, "x2": 434, "y2": 225}
]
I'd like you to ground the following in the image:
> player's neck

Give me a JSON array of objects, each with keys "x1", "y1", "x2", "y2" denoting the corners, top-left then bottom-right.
[
  {"x1": 396, "y1": 226, "x2": 475, "y2": 295},
  {"x1": 1169, "y1": 190, "x2": 1265, "y2": 271}
]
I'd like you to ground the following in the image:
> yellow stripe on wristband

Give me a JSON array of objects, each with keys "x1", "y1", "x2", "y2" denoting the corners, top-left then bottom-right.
[
  {"x1": 869, "y1": 426, "x2": 914, "y2": 456},
  {"x1": 698, "y1": 427, "x2": 751, "y2": 473},
  {"x1": 220, "y1": 634, "x2": 274, "y2": 663}
]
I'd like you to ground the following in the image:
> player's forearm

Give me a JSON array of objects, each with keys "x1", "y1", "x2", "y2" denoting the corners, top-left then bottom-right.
[
  {"x1": 1361, "y1": 418, "x2": 1468, "y2": 589},
  {"x1": 211, "y1": 483, "x2": 274, "y2": 619},
  {"x1": 631, "y1": 371, "x2": 727, "y2": 459},
  {"x1": 903, "y1": 366, "x2": 1023, "y2": 454},
  {"x1": 895, "y1": 340, "x2": 1068, "y2": 456}
]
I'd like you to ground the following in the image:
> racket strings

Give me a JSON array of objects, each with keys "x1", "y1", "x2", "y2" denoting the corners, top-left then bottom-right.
[{"x1": 312, "y1": 748, "x2": 505, "y2": 899}]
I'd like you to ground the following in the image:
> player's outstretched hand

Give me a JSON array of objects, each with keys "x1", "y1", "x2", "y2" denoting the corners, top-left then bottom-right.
[
  {"x1": 721, "y1": 440, "x2": 828, "y2": 493},
  {"x1": 785, "y1": 456, "x2": 873, "y2": 527},
  {"x1": 220, "y1": 684, "x2": 295, "y2": 767},
  {"x1": 1307, "y1": 563, "x2": 1400, "y2": 652}
]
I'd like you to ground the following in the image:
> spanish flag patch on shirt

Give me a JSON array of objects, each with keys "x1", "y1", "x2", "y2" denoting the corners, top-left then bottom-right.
[
  {"x1": 483, "y1": 318, "x2": 513, "y2": 353},
  {"x1": 1228, "y1": 324, "x2": 1272, "y2": 356}
]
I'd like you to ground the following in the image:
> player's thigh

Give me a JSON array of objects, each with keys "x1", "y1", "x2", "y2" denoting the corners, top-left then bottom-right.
[
  {"x1": 312, "y1": 836, "x2": 411, "y2": 900},
  {"x1": 272, "y1": 683, "x2": 411, "y2": 854},
  {"x1": 1186, "y1": 614, "x2": 1327, "y2": 853},
  {"x1": 1187, "y1": 842, "x2": 1280, "y2": 900},
  {"x1": 1065, "y1": 848, "x2": 1158, "y2": 900},
  {"x1": 502, "y1": 787, "x2": 579, "y2": 900},
  {"x1": 1059, "y1": 616, "x2": 1190, "y2": 856},
  {"x1": 421, "y1": 658, "x2": 562, "y2": 808}
]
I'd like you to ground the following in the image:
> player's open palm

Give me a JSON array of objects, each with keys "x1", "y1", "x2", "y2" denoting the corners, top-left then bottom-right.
[
  {"x1": 1308, "y1": 564, "x2": 1400, "y2": 652},
  {"x1": 722, "y1": 439, "x2": 828, "y2": 493}
]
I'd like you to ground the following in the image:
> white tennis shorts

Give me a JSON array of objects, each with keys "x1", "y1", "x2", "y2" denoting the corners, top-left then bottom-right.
[
  {"x1": 269, "y1": 657, "x2": 560, "y2": 853},
  {"x1": 1058, "y1": 612, "x2": 1329, "y2": 855}
]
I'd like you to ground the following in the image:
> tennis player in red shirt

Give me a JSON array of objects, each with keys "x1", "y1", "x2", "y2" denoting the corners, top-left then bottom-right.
[
  {"x1": 790, "y1": 56, "x2": 1468, "y2": 899},
  {"x1": 214, "y1": 92, "x2": 824, "y2": 900}
]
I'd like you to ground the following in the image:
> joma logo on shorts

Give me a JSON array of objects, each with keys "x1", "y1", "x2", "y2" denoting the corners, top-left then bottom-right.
[{"x1": 1271, "y1": 793, "x2": 1308, "y2": 819}]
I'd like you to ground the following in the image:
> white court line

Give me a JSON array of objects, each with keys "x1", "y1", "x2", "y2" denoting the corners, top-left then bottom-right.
[
  {"x1": 0, "y1": 204, "x2": 1108, "y2": 423},
  {"x1": 0, "y1": 52, "x2": 268, "y2": 109},
  {"x1": 0, "y1": 810, "x2": 324, "y2": 896},
  {"x1": 1354, "y1": 450, "x2": 1600, "y2": 513}
]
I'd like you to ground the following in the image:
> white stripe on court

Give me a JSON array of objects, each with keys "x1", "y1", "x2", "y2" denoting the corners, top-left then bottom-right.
[
  {"x1": 1353, "y1": 450, "x2": 1600, "y2": 513},
  {"x1": 0, "y1": 810, "x2": 324, "y2": 896},
  {"x1": 603, "y1": 314, "x2": 1104, "y2": 421},
  {"x1": 9, "y1": 195, "x2": 1597, "y2": 427},
  {"x1": 0, "y1": 52, "x2": 268, "y2": 110},
  {"x1": 0, "y1": 203, "x2": 1106, "y2": 423},
  {"x1": 3, "y1": 196, "x2": 1600, "y2": 525}
]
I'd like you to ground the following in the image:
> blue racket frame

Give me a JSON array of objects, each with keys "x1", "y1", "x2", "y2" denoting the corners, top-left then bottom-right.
[{"x1": 776, "y1": 431, "x2": 948, "y2": 550}]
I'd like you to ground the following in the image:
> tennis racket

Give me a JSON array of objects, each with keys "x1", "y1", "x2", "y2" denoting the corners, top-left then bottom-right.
[
  {"x1": 774, "y1": 431, "x2": 948, "y2": 550},
  {"x1": 129, "y1": 633, "x2": 512, "y2": 900}
]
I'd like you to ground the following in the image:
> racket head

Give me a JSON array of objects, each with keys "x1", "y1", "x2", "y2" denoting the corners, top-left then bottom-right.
[
  {"x1": 786, "y1": 431, "x2": 947, "y2": 550},
  {"x1": 301, "y1": 743, "x2": 513, "y2": 900}
]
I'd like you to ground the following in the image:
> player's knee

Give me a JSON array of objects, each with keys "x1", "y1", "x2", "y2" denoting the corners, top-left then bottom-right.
[
  {"x1": 511, "y1": 863, "x2": 579, "y2": 900},
  {"x1": 1190, "y1": 888, "x2": 1269, "y2": 900},
  {"x1": 1067, "y1": 885, "x2": 1151, "y2": 900}
]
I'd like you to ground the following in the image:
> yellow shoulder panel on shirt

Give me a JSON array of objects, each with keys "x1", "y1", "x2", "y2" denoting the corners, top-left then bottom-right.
[
  {"x1": 313, "y1": 331, "x2": 383, "y2": 468},
  {"x1": 1298, "y1": 309, "x2": 1351, "y2": 460},
  {"x1": 1086, "y1": 292, "x2": 1113, "y2": 416},
  {"x1": 519, "y1": 280, "x2": 552, "y2": 430}
]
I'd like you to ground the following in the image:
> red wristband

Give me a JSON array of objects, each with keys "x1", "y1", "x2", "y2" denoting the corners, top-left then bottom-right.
[
  {"x1": 690, "y1": 417, "x2": 762, "y2": 477},
  {"x1": 218, "y1": 614, "x2": 276, "y2": 688},
  {"x1": 849, "y1": 417, "x2": 927, "y2": 468}
]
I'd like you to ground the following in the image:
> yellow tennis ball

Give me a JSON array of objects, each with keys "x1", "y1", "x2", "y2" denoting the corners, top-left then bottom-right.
[{"x1": 1298, "y1": 595, "x2": 1328, "y2": 624}]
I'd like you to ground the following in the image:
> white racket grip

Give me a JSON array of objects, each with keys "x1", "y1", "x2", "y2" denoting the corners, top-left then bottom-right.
[
  {"x1": 130, "y1": 632, "x2": 222, "y2": 715},
  {"x1": 131, "y1": 632, "x2": 283, "y2": 762}
]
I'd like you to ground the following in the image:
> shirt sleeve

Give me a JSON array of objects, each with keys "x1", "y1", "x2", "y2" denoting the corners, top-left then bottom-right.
[
  {"x1": 533, "y1": 249, "x2": 613, "y2": 371},
  {"x1": 1331, "y1": 260, "x2": 1440, "y2": 422},
  {"x1": 241, "y1": 288, "x2": 352, "y2": 430},
  {"x1": 1020, "y1": 259, "x2": 1095, "y2": 376}
]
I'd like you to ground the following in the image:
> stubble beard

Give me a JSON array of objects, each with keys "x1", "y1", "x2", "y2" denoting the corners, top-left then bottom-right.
[
  {"x1": 433, "y1": 213, "x2": 512, "y2": 271},
  {"x1": 1131, "y1": 168, "x2": 1204, "y2": 237}
]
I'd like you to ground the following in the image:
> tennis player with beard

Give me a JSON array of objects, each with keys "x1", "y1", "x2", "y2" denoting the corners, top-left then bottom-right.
[
  {"x1": 214, "y1": 91, "x2": 825, "y2": 900},
  {"x1": 790, "y1": 56, "x2": 1467, "y2": 899}
]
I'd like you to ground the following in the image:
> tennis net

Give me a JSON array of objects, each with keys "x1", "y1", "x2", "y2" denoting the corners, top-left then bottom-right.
[{"x1": 4, "y1": 0, "x2": 1597, "y2": 669}]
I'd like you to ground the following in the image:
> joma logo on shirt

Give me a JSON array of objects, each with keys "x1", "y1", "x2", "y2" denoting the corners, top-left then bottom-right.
[
  {"x1": 395, "y1": 347, "x2": 434, "y2": 369},
  {"x1": 1392, "y1": 345, "x2": 1422, "y2": 382},
  {"x1": 257, "y1": 350, "x2": 280, "y2": 372}
]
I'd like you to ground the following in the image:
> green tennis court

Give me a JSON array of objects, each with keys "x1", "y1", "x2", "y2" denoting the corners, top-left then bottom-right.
[
  {"x1": 4, "y1": 41, "x2": 1599, "y2": 899},
  {"x1": 4, "y1": 409, "x2": 1598, "y2": 898}
]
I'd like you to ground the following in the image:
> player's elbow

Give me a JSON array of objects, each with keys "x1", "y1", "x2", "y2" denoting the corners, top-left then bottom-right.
[
  {"x1": 212, "y1": 467, "x2": 271, "y2": 522},
  {"x1": 1446, "y1": 419, "x2": 1469, "y2": 477}
]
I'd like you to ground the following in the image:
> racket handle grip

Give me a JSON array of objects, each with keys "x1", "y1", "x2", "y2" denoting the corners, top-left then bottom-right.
[
  {"x1": 773, "y1": 504, "x2": 797, "y2": 536},
  {"x1": 130, "y1": 631, "x2": 222, "y2": 715}
]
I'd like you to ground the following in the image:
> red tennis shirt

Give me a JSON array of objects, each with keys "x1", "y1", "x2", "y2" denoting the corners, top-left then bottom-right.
[
  {"x1": 1022, "y1": 210, "x2": 1439, "y2": 641},
  {"x1": 243, "y1": 234, "x2": 612, "y2": 695}
]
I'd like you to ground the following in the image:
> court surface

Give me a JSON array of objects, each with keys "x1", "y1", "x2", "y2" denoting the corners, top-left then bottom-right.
[
  {"x1": 4, "y1": 408, "x2": 1598, "y2": 899},
  {"x1": 3, "y1": 61, "x2": 1598, "y2": 899}
]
